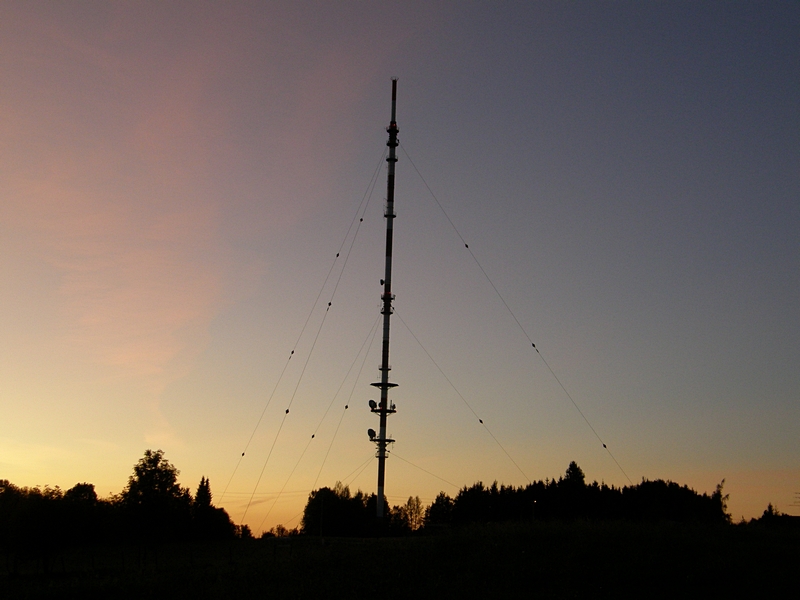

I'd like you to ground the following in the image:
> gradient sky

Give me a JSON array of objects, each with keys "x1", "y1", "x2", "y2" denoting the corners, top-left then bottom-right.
[{"x1": 1, "y1": 1, "x2": 798, "y2": 532}]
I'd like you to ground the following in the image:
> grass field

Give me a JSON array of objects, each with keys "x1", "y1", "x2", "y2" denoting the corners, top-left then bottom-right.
[{"x1": 2, "y1": 521, "x2": 796, "y2": 598}]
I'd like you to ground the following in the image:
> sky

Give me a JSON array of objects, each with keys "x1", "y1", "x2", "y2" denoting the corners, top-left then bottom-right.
[{"x1": 1, "y1": 1, "x2": 798, "y2": 532}]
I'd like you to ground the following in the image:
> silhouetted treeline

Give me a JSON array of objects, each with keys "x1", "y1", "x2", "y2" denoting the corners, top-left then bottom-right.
[
  {"x1": 748, "y1": 502, "x2": 800, "y2": 529},
  {"x1": 426, "y1": 462, "x2": 730, "y2": 527},
  {"x1": 0, "y1": 450, "x2": 235, "y2": 557},
  {"x1": 301, "y1": 482, "x2": 385, "y2": 537},
  {"x1": 300, "y1": 462, "x2": 733, "y2": 537}
]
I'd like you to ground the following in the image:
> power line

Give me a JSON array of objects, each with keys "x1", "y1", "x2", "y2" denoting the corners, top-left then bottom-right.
[
  {"x1": 313, "y1": 316, "x2": 382, "y2": 489},
  {"x1": 240, "y1": 300, "x2": 333, "y2": 524},
  {"x1": 255, "y1": 316, "x2": 381, "y2": 531},
  {"x1": 347, "y1": 456, "x2": 375, "y2": 487},
  {"x1": 400, "y1": 143, "x2": 632, "y2": 486},
  {"x1": 221, "y1": 149, "x2": 385, "y2": 510},
  {"x1": 391, "y1": 452, "x2": 460, "y2": 489},
  {"x1": 394, "y1": 309, "x2": 530, "y2": 484},
  {"x1": 341, "y1": 455, "x2": 375, "y2": 486}
]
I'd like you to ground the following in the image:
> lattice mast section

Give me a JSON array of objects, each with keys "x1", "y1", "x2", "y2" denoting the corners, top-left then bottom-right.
[{"x1": 369, "y1": 79, "x2": 399, "y2": 518}]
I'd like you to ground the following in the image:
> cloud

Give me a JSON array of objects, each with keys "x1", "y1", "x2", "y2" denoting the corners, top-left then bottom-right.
[
  {"x1": 0, "y1": 0, "x2": 444, "y2": 466},
  {"x1": 0, "y1": 12, "x2": 229, "y2": 447}
]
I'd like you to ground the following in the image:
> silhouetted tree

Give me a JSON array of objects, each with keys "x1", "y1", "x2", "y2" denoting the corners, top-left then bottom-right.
[
  {"x1": 0, "y1": 482, "x2": 68, "y2": 570},
  {"x1": 122, "y1": 449, "x2": 188, "y2": 506},
  {"x1": 235, "y1": 524, "x2": 254, "y2": 539},
  {"x1": 453, "y1": 482, "x2": 491, "y2": 524},
  {"x1": 195, "y1": 476, "x2": 212, "y2": 509},
  {"x1": 385, "y1": 496, "x2": 424, "y2": 535},
  {"x1": 64, "y1": 482, "x2": 98, "y2": 504},
  {"x1": 62, "y1": 482, "x2": 102, "y2": 544},
  {"x1": 400, "y1": 496, "x2": 424, "y2": 531},
  {"x1": 263, "y1": 524, "x2": 298, "y2": 537},
  {"x1": 620, "y1": 478, "x2": 730, "y2": 523},
  {"x1": 553, "y1": 462, "x2": 589, "y2": 519},
  {"x1": 301, "y1": 482, "x2": 371, "y2": 537},
  {"x1": 121, "y1": 449, "x2": 193, "y2": 541},
  {"x1": 0, "y1": 480, "x2": 30, "y2": 552},
  {"x1": 425, "y1": 491, "x2": 454, "y2": 527},
  {"x1": 712, "y1": 479, "x2": 731, "y2": 523},
  {"x1": 191, "y1": 476, "x2": 236, "y2": 540},
  {"x1": 389, "y1": 503, "x2": 411, "y2": 535},
  {"x1": 421, "y1": 462, "x2": 730, "y2": 527},
  {"x1": 1, "y1": 455, "x2": 237, "y2": 552},
  {"x1": 563, "y1": 461, "x2": 586, "y2": 486},
  {"x1": 749, "y1": 502, "x2": 800, "y2": 529}
]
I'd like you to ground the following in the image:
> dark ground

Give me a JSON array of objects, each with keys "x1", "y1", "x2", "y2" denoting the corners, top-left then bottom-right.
[{"x1": 2, "y1": 521, "x2": 796, "y2": 599}]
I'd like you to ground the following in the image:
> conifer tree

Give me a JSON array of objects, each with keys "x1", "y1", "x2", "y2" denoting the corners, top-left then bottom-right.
[{"x1": 195, "y1": 476, "x2": 212, "y2": 509}]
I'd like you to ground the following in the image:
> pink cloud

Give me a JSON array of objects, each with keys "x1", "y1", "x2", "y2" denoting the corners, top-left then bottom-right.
[
  {"x1": 0, "y1": 2, "x2": 440, "y2": 450},
  {"x1": 0, "y1": 10, "x2": 227, "y2": 408}
]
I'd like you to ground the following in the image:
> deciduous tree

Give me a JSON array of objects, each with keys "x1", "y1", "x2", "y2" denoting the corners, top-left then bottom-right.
[{"x1": 121, "y1": 449, "x2": 192, "y2": 540}]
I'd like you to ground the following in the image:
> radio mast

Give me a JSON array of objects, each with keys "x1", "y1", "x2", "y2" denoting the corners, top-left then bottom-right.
[{"x1": 368, "y1": 79, "x2": 399, "y2": 519}]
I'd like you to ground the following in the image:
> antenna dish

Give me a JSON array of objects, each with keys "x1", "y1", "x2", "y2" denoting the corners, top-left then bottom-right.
[
  {"x1": 367, "y1": 428, "x2": 376, "y2": 440},
  {"x1": 369, "y1": 399, "x2": 377, "y2": 409}
]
